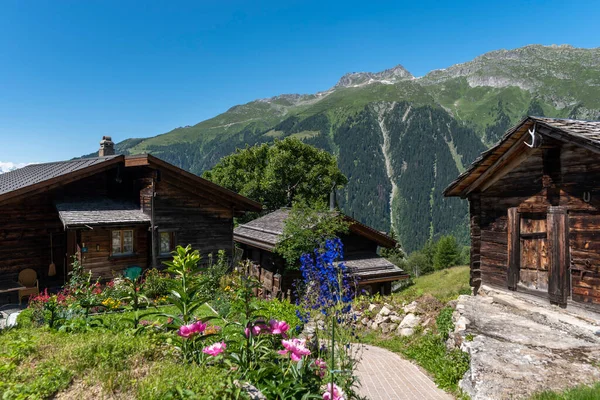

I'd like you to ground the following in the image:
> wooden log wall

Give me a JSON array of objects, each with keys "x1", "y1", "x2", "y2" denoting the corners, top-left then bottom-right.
[
  {"x1": 80, "y1": 226, "x2": 149, "y2": 279},
  {"x1": 0, "y1": 194, "x2": 64, "y2": 284},
  {"x1": 154, "y1": 177, "x2": 235, "y2": 265},
  {"x1": 474, "y1": 141, "x2": 600, "y2": 307}
]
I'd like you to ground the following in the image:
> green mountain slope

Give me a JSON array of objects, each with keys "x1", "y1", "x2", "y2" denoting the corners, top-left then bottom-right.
[{"x1": 103, "y1": 44, "x2": 600, "y2": 252}]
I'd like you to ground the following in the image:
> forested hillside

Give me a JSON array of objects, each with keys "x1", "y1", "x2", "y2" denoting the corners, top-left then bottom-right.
[{"x1": 87, "y1": 44, "x2": 600, "y2": 252}]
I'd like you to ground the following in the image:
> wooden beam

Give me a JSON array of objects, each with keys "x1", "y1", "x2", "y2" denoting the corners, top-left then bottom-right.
[
  {"x1": 547, "y1": 206, "x2": 569, "y2": 307},
  {"x1": 507, "y1": 207, "x2": 520, "y2": 291},
  {"x1": 465, "y1": 127, "x2": 530, "y2": 195}
]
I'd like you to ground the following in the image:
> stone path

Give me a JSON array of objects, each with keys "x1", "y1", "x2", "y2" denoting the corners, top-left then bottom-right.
[{"x1": 356, "y1": 344, "x2": 453, "y2": 400}]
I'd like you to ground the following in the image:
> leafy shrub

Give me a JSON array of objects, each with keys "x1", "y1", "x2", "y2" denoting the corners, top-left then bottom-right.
[
  {"x1": 407, "y1": 251, "x2": 433, "y2": 277},
  {"x1": 259, "y1": 298, "x2": 303, "y2": 331},
  {"x1": 402, "y1": 333, "x2": 469, "y2": 391},
  {"x1": 436, "y1": 306, "x2": 455, "y2": 341},
  {"x1": 143, "y1": 268, "x2": 170, "y2": 299}
]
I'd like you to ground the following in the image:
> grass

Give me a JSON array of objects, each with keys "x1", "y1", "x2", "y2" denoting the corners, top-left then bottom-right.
[
  {"x1": 529, "y1": 383, "x2": 600, "y2": 399},
  {"x1": 1, "y1": 303, "x2": 231, "y2": 399},
  {"x1": 393, "y1": 265, "x2": 471, "y2": 304}
]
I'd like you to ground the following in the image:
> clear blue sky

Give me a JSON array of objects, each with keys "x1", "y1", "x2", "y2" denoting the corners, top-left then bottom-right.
[{"x1": 1, "y1": 0, "x2": 599, "y2": 164}]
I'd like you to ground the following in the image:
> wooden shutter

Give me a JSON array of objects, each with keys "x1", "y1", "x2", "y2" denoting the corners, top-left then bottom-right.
[{"x1": 547, "y1": 206, "x2": 569, "y2": 306}]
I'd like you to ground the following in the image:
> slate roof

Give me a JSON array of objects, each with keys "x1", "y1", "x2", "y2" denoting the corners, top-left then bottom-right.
[
  {"x1": 234, "y1": 208, "x2": 407, "y2": 283},
  {"x1": 234, "y1": 209, "x2": 290, "y2": 250},
  {"x1": 55, "y1": 198, "x2": 151, "y2": 228},
  {"x1": 0, "y1": 156, "x2": 119, "y2": 196},
  {"x1": 445, "y1": 117, "x2": 600, "y2": 197},
  {"x1": 234, "y1": 208, "x2": 397, "y2": 250},
  {"x1": 343, "y1": 252, "x2": 409, "y2": 284}
]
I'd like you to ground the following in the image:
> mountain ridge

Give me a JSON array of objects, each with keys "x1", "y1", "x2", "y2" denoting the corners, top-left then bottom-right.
[{"x1": 84, "y1": 44, "x2": 600, "y2": 252}]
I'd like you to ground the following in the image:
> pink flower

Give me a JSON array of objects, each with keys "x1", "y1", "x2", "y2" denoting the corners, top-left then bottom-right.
[
  {"x1": 203, "y1": 341, "x2": 227, "y2": 356},
  {"x1": 269, "y1": 320, "x2": 290, "y2": 335},
  {"x1": 178, "y1": 324, "x2": 192, "y2": 337},
  {"x1": 314, "y1": 358, "x2": 327, "y2": 378},
  {"x1": 278, "y1": 338, "x2": 311, "y2": 362},
  {"x1": 322, "y1": 383, "x2": 345, "y2": 400},
  {"x1": 177, "y1": 320, "x2": 207, "y2": 337},
  {"x1": 245, "y1": 323, "x2": 269, "y2": 337}
]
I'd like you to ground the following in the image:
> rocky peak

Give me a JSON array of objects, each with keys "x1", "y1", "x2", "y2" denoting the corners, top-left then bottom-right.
[{"x1": 334, "y1": 64, "x2": 414, "y2": 88}]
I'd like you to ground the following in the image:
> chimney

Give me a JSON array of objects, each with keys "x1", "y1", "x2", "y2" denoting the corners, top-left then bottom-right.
[{"x1": 99, "y1": 136, "x2": 115, "y2": 157}]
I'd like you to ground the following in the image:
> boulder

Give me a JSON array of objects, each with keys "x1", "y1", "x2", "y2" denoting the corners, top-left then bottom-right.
[
  {"x1": 399, "y1": 313, "x2": 421, "y2": 329},
  {"x1": 390, "y1": 315, "x2": 404, "y2": 323},
  {"x1": 398, "y1": 327, "x2": 414, "y2": 337},
  {"x1": 403, "y1": 301, "x2": 418, "y2": 314},
  {"x1": 379, "y1": 306, "x2": 392, "y2": 316},
  {"x1": 368, "y1": 304, "x2": 378, "y2": 312},
  {"x1": 360, "y1": 317, "x2": 370, "y2": 326},
  {"x1": 380, "y1": 322, "x2": 393, "y2": 334}
]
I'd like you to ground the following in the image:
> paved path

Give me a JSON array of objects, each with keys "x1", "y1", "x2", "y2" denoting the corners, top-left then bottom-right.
[{"x1": 356, "y1": 344, "x2": 453, "y2": 400}]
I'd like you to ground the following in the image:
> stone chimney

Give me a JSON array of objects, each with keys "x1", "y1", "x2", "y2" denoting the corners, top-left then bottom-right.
[{"x1": 99, "y1": 136, "x2": 115, "y2": 157}]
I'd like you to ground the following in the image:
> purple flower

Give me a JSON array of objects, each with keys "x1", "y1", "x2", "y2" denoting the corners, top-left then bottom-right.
[
  {"x1": 278, "y1": 338, "x2": 311, "y2": 362},
  {"x1": 269, "y1": 320, "x2": 290, "y2": 335}
]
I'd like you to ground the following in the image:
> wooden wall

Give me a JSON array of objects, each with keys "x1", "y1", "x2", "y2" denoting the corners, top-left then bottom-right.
[
  {"x1": 471, "y1": 141, "x2": 600, "y2": 307},
  {"x1": 80, "y1": 226, "x2": 149, "y2": 279},
  {"x1": 0, "y1": 194, "x2": 65, "y2": 285},
  {"x1": 153, "y1": 177, "x2": 235, "y2": 265}
]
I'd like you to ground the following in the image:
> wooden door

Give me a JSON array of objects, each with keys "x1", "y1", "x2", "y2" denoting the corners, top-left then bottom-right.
[{"x1": 519, "y1": 213, "x2": 549, "y2": 291}]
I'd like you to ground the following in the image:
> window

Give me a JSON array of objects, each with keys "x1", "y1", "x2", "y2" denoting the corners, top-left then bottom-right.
[
  {"x1": 112, "y1": 230, "x2": 134, "y2": 255},
  {"x1": 160, "y1": 231, "x2": 176, "y2": 254}
]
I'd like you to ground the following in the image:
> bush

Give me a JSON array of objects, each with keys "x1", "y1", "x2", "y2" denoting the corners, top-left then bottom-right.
[
  {"x1": 402, "y1": 333, "x2": 469, "y2": 391},
  {"x1": 436, "y1": 307, "x2": 454, "y2": 341},
  {"x1": 407, "y1": 251, "x2": 433, "y2": 277},
  {"x1": 143, "y1": 268, "x2": 170, "y2": 299},
  {"x1": 433, "y1": 236, "x2": 460, "y2": 270},
  {"x1": 260, "y1": 298, "x2": 303, "y2": 331}
]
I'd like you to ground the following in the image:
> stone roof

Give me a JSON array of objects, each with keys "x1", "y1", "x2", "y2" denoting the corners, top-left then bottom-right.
[
  {"x1": 445, "y1": 117, "x2": 600, "y2": 197},
  {"x1": 55, "y1": 198, "x2": 151, "y2": 228},
  {"x1": 343, "y1": 252, "x2": 408, "y2": 284},
  {"x1": 0, "y1": 156, "x2": 119, "y2": 196},
  {"x1": 234, "y1": 208, "x2": 396, "y2": 250}
]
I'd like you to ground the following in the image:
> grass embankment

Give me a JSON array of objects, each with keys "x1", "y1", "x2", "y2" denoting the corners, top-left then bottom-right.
[
  {"x1": 0, "y1": 305, "x2": 233, "y2": 399},
  {"x1": 361, "y1": 266, "x2": 471, "y2": 398},
  {"x1": 529, "y1": 383, "x2": 600, "y2": 399}
]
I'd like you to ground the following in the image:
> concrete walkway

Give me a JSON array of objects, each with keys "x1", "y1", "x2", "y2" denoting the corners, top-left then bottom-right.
[{"x1": 356, "y1": 344, "x2": 453, "y2": 400}]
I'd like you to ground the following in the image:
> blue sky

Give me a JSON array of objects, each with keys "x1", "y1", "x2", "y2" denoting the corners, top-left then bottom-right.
[{"x1": 1, "y1": 0, "x2": 599, "y2": 164}]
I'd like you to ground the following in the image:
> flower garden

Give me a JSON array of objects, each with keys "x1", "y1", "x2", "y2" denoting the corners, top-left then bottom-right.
[{"x1": 0, "y1": 240, "x2": 361, "y2": 399}]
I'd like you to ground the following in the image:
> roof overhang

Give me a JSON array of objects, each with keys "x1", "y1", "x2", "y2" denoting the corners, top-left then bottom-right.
[
  {"x1": 444, "y1": 117, "x2": 600, "y2": 198},
  {"x1": 55, "y1": 199, "x2": 151, "y2": 229}
]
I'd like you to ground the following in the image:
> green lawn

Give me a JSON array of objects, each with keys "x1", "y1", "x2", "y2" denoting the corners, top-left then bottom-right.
[{"x1": 393, "y1": 265, "x2": 471, "y2": 303}]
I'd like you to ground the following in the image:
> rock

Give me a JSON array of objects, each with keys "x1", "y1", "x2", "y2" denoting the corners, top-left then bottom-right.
[
  {"x1": 447, "y1": 299, "x2": 459, "y2": 309},
  {"x1": 454, "y1": 316, "x2": 470, "y2": 332},
  {"x1": 373, "y1": 313, "x2": 391, "y2": 326},
  {"x1": 361, "y1": 317, "x2": 370, "y2": 326},
  {"x1": 368, "y1": 304, "x2": 377, "y2": 312},
  {"x1": 399, "y1": 313, "x2": 421, "y2": 329},
  {"x1": 389, "y1": 323, "x2": 398, "y2": 332},
  {"x1": 380, "y1": 322, "x2": 392, "y2": 334},
  {"x1": 235, "y1": 381, "x2": 267, "y2": 400},
  {"x1": 379, "y1": 306, "x2": 392, "y2": 316},
  {"x1": 403, "y1": 301, "x2": 418, "y2": 314},
  {"x1": 398, "y1": 327, "x2": 414, "y2": 337},
  {"x1": 390, "y1": 315, "x2": 404, "y2": 323}
]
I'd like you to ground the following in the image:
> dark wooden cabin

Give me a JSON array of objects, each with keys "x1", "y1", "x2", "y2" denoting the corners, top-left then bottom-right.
[
  {"x1": 445, "y1": 117, "x2": 600, "y2": 310},
  {"x1": 233, "y1": 208, "x2": 408, "y2": 297},
  {"x1": 0, "y1": 137, "x2": 261, "y2": 293}
]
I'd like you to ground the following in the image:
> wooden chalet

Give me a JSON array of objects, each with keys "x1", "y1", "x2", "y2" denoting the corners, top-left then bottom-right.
[
  {"x1": 0, "y1": 137, "x2": 261, "y2": 295},
  {"x1": 233, "y1": 208, "x2": 408, "y2": 296},
  {"x1": 445, "y1": 116, "x2": 600, "y2": 310}
]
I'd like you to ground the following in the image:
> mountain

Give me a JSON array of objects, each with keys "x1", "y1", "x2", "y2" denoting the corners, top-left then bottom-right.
[
  {"x1": 0, "y1": 161, "x2": 31, "y2": 174},
  {"x1": 94, "y1": 44, "x2": 600, "y2": 252}
]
